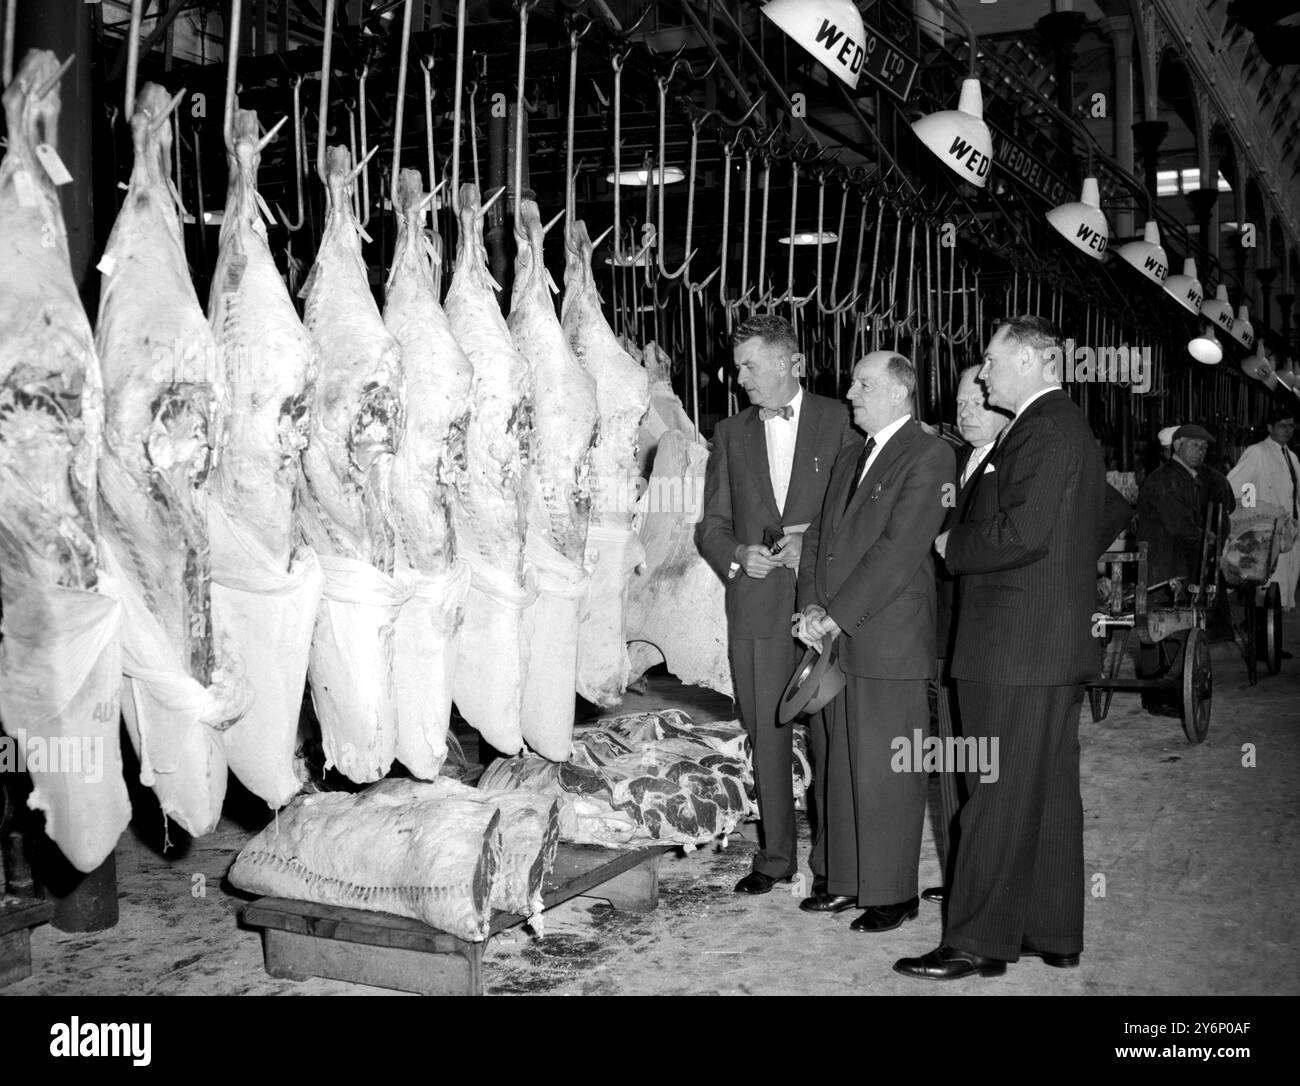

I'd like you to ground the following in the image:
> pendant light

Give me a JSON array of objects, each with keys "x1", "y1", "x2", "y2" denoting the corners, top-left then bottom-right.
[
  {"x1": 910, "y1": 0, "x2": 992, "y2": 189},
  {"x1": 1115, "y1": 220, "x2": 1168, "y2": 285},
  {"x1": 760, "y1": 0, "x2": 867, "y2": 90},
  {"x1": 1165, "y1": 257, "x2": 1204, "y2": 315}
]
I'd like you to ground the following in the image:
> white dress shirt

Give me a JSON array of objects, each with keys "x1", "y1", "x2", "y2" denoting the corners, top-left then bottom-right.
[
  {"x1": 960, "y1": 439, "x2": 997, "y2": 487},
  {"x1": 856, "y1": 413, "x2": 911, "y2": 486},
  {"x1": 764, "y1": 387, "x2": 803, "y2": 514}
]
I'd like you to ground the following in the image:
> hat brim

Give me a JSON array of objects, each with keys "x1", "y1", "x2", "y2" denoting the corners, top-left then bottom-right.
[{"x1": 778, "y1": 640, "x2": 846, "y2": 724}]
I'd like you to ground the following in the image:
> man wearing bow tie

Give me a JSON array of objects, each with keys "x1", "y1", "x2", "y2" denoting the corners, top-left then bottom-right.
[
  {"x1": 698, "y1": 315, "x2": 857, "y2": 895},
  {"x1": 794, "y1": 351, "x2": 954, "y2": 931}
]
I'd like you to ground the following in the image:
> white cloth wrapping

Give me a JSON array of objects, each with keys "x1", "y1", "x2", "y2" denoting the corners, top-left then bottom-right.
[
  {"x1": 207, "y1": 501, "x2": 323, "y2": 809},
  {"x1": 1228, "y1": 440, "x2": 1300, "y2": 608},
  {"x1": 0, "y1": 567, "x2": 130, "y2": 873},
  {"x1": 308, "y1": 554, "x2": 410, "y2": 783},
  {"x1": 393, "y1": 559, "x2": 471, "y2": 779},
  {"x1": 453, "y1": 551, "x2": 537, "y2": 757},
  {"x1": 576, "y1": 524, "x2": 645, "y2": 708},
  {"x1": 521, "y1": 532, "x2": 592, "y2": 761},
  {"x1": 106, "y1": 545, "x2": 252, "y2": 837}
]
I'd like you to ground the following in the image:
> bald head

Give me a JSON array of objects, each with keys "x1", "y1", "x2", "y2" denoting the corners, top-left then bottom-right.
[{"x1": 848, "y1": 350, "x2": 915, "y2": 436}]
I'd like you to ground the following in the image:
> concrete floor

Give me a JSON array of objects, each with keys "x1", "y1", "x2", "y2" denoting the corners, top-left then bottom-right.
[{"x1": 8, "y1": 612, "x2": 1300, "y2": 997}]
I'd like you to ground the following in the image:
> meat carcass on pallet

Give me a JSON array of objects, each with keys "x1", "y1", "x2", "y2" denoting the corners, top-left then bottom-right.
[
  {"x1": 508, "y1": 199, "x2": 599, "y2": 760},
  {"x1": 561, "y1": 220, "x2": 650, "y2": 709},
  {"x1": 444, "y1": 184, "x2": 534, "y2": 756},
  {"x1": 0, "y1": 51, "x2": 130, "y2": 872},
  {"x1": 299, "y1": 145, "x2": 405, "y2": 784},
  {"x1": 382, "y1": 170, "x2": 473, "y2": 779},
  {"x1": 207, "y1": 107, "x2": 322, "y2": 809},
  {"x1": 624, "y1": 347, "x2": 731, "y2": 697},
  {"x1": 96, "y1": 83, "x2": 250, "y2": 837}
]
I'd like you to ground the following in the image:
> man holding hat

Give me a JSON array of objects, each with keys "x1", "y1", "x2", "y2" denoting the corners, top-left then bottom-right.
[{"x1": 1228, "y1": 407, "x2": 1300, "y2": 610}]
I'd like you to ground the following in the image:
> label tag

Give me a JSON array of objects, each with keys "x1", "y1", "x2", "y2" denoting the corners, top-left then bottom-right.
[
  {"x1": 358, "y1": 224, "x2": 373, "y2": 245},
  {"x1": 35, "y1": 143, "x2": 73, "y2": 185},
  {"x1": 223, "y1": 252, "x2": 248, "y2": 294},
  {"x1": 97, "y1": 253, "x2": 116, "y2": 277},
  {"x1": 254, "y1": 189, "x2": 276, "y2": 228},
  {"x1": 13, "y1": 169, "x2": 38, "y2": 207},
  {"x1": 545, "y1": 268, "x2": 561, "y2": 296}
]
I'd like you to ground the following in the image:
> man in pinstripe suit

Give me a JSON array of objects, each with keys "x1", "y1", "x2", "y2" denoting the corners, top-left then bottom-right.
[{"x1": 895, "y1": 315, "x2": 1105, "y2": 981}]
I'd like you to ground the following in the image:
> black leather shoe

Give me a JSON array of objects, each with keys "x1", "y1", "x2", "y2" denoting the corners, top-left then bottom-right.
[
  {"x1": 893, "y1": 944, "x2": 1007, "y2": 980},
  {"x1": 849, "y1": 896, "x2": 920, "y2": 932},
  {"x1": 799, "y1": 893, "x2": 856, "y2": 914},
  {"x1": 733, "y1": 871, "x2": 791, "y2": 895},
  {"x1": 920, "y1": 886, "x2": 945, "y2": 904},
  {"x1": 1020, "y1": 943, "x2": 1081, "y2": 968}
]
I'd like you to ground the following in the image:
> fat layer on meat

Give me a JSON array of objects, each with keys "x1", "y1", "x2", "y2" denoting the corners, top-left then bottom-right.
[
  {"x1": 299, "y1": 145, "x2": 403, "y2": 573},
  {"x1": 507, "y1": 198, "x2": 598, "y2": 564},
  {"x1": 383, "y1": 169, "x2": 472, "y2": 573}
]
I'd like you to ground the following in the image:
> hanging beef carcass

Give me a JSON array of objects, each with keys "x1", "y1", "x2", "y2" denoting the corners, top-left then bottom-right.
[
  {"x1": 382, "y1": 170, "x2": 472, "y2": 778},
  {"x1": 0, "y1": 51, "x2": 130, "y2": 872},
  {"x1": 299, "y1": 145, "x2": 405, "y2": 783},
  {"x1": 625, "y1": 346, "x2": 731, "y2": 697},
  {"x1": 207, "y1": 107, "x2": 322, "y2": 809},
  {"x1": 96, "y1": 82, "x2": 250, "y2": 836},
  {"x1": 561, "y1": 220, "x2": 650, "y2": 708},
  {"x1": 508, "y1": 199, "x2": 599, "y2": 760},
  {"x1": 444, "y1": 183, "x2": 534, "y2": 756}
]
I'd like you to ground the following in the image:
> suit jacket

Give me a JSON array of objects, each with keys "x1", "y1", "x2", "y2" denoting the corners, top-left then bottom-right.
[
  {"x1": 944, "y1": 389, "x2": 1105, "y2": 687},
  {"x1": 697, "y1": 392, "x2": 858, "y2": 640},
  {"x1": 797, "y1": 418, "x2": 955, "y2": 680},
  {"x1": 936, "y1": 445, "x2": 979, "y2": 660}
]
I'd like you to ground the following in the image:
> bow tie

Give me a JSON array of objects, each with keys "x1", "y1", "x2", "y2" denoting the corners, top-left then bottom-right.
[{"x1": 759, "y1": 404, "x2": 794, "y2": 421}]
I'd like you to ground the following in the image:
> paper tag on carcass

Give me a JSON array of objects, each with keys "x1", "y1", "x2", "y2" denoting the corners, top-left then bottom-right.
[
  {"x1": 545, "y1": 268, "x2": 561, "y2": 296},
  {"x1": 167, "y1": 178, "x2": 189, "y2": 218},
  {"x1": 35, "y1": 143, "x2": 73, "y2": 186},
  {"x1": 358, "y1": 224, "x2": 373, "y2": 244},
  {"x1": 12, "y1": 169, "x2": 38, "y2": 207},
  {"x1": 223, "y1": 252, "x2": 248, "y2": 294},
  {"x1": 97, "y1": 253, "x2": 116, "y2": 277}
]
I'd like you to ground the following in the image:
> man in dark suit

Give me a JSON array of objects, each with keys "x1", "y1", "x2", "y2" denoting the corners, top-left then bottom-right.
[
  {"x1": 895, "y1": 315, "x2": 1105, "y2": 981},
  {"x1": 793, "y1": 351, "x2": 955, "y2": 931},
  {"x1": 697, "y1": 314, "x2": 857, "y2": 894},
  {"x1": 924, "y1": 366, "x2": 1010, "y2": 906}
]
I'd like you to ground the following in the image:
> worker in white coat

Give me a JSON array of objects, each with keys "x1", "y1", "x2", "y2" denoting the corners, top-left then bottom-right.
[{"x1": 1227, "y1": 406, "x2": 1300, "y2": 610}]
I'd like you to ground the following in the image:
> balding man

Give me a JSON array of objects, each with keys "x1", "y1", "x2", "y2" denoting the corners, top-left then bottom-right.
[
  {"x1": 698, "y1": 315, "x2": 857, "y2": 895},
  {"x1": 795, "y1": 351, "x2": 954, "y2": 933},
  {"x1": 896, "y1": 315, "x2": 1105, "y2": 981}
]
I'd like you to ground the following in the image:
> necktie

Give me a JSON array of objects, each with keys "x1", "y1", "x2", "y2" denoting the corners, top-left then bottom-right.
[
  {"x1": 760, "y1": 404, "x2": 794, "y2": 421},
  {"x1": 844, "y1": 437, "x2": 877, "y2": 511},
  {"x1": 961, "y1": 442, "x2": 992, "y2": 487},
  {"x1": 1283, "y1": 444, "x2": 1298, "y2": 519}
]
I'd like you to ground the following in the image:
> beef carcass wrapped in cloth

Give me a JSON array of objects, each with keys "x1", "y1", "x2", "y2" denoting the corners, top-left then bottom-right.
[
  {"x1": 228, "y1": 784, "x2": 502, "y2": 942},
  {"x1": 561, "y1": 220, "x2": 649, "y2": 708},
  {"x1": 444, "y1": 183, "x2": 534, "y2": 755},
  {"x1": 298, "y1": 145, "x2": 405, "y2": 783},
  {"x1": 207, "y1": 107, "x2": 322, "y2": 808},
  {"x1": 382, "y1": 170, "x2": 473, "y2": 778},
  {"x1": 0, "y1": 51, "x2": 130, "y2": 871},
  {"x1": 96, "y1": 83, "x2": 250, "y2": 836},
  {"x1": 508, "y1": 199, "x2": 598, "y2": 759},
  {"x1": 624, "y1": 346, "x2": 731, "y2": 696}
]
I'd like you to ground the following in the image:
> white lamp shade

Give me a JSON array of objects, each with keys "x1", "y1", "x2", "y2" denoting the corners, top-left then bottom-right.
[
  {"x1": 606, "y1": 166, "x2": 685, "y2": 186},
  {"x1": 1115, "y1": 220, "x2": 1168, "y2": 284},
  {"x1": 1188, "y1": 324, "x2": 1222, "y2": 365},
  {"x1": 1278, "y1": 362, "x2": 1300, "y2": 392},
  {"x1": 1230, "y1": 305, "x2": 1255, "y2": 350},
  {"x1": 761, "y1": 0, "x2": 867, "y2": 89},
  {"x1": 911, "y1": 79, "x2": 993, "y2": 189},
  {"x1": 1046, "y1": 177, "x2": 1109, "y2": 258},
  {"x1": 780, "y1": 231, "x2": 839, "y2": 245},
  {"x1": 1199, "y1": 283, "x2": 1235, "y2": 334},
  {"x1": 1164, "y1": 258, "x2": 1204, "y2": 315}
]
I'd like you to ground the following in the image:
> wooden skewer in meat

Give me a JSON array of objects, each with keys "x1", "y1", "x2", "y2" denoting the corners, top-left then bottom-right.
[
  {"x1": 207, "y1": 106, "x2": 322, "y2": 808},
  {"x1": 299, "y1": 144, "x2": 406, "y2": 783},
  {"x1": 561, "y1": 218, "x2": 650, "y2": 708},
  {"x1": 444, "y1": 183, "x2": 533, "y2": 756},
  {"x1": 96, "y1": 82, "x2": 249, "y2": 836},
  {"x1": 0, "y1": 50, "x2": 130, "y2": 872},
  {"x1": 383, "y1": 169, "x2": 473, "y2": 778}
]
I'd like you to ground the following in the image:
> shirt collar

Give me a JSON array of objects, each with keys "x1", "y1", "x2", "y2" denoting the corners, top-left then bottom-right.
[
  {"x1": 869, "y1": 413, "x2": 911, "y2": 448},
  {"x1": 764, "y1": 386, "x2": 804, "y2": 422},
  {"x1": 1015, "y1": 385, "x2": 1062, "y2": 418}
]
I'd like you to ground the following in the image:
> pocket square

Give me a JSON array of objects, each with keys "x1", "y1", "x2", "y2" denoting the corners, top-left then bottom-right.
[{"x1": 982, "y1": 462, "x2": 996, "y2": 475}]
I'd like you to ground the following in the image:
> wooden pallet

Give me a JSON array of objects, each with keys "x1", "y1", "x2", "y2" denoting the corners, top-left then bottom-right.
[
  {"x1": 1, "y1": 895, "x2": 54, "y2": 988},
  {"x1": 240, "y1": 843, "x2": 670, "y2": 996}
]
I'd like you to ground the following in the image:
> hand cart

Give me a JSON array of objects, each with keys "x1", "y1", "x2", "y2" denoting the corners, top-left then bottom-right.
[
  {"x1": 1221, "y1": 509, "x2": 1287, "y2": 683},
  {"x1": 1086, "y1": 506, "x2": 1224, "y2": 744}
]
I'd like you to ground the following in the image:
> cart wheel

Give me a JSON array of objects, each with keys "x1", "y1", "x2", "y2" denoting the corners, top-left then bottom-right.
[
  {"x1": 1261, "y1": 582, "x2": 1283, "y2": 676},
  {"x1": 1181, "y1": 627, "x2": 1212, "y2": 744}
]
